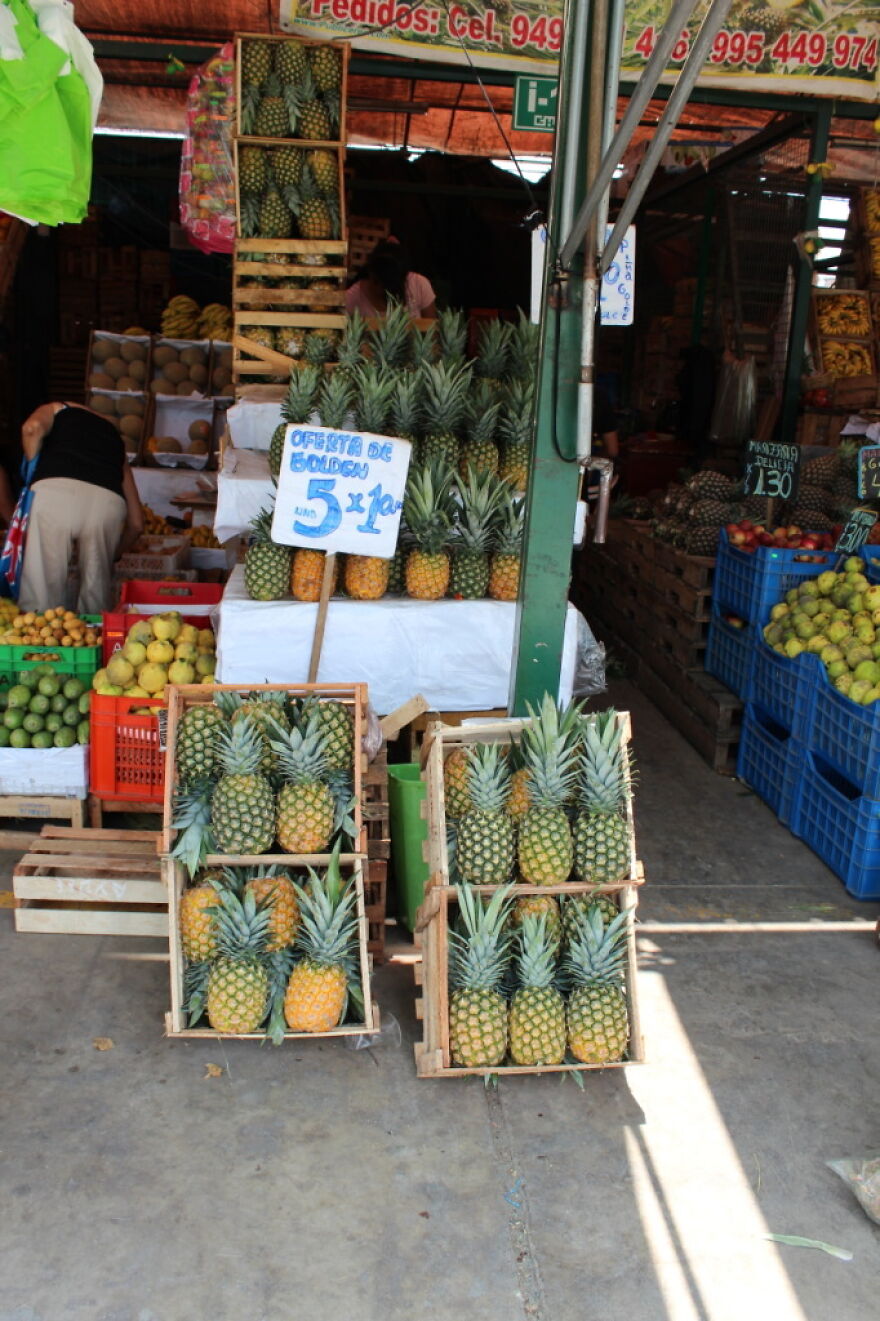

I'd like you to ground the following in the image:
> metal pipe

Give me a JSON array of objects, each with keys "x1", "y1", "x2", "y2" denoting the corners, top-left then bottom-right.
[
  {"x1": 559, "y1": 0, "x2": 700, "y2": 268},
  {"x1": 591, "y1": 458, "x2": 615, "y2": 544},
  {"x1": 557, "y1": 0, "x2": 593, "y2": 247},
  {"x1": 600, "y1": 0, "x2": 736, "y2": 275}
]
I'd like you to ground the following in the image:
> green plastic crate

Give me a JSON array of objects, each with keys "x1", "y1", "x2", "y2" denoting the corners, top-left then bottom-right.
[
  {"x1": 0, "y1": 615, "x2": 101, "y2": 687},
  {"x1": 387, "y1": 763, "x2": 429, "y2": 934}
]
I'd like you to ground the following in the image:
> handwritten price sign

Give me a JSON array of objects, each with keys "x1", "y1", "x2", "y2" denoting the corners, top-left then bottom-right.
[
  {"x1": 743, "y1": 440, "x2": 801, "y2": 503},
  {"x1": 835, "y1": 508, "x2": 878, "y2": 555},
  {"x1": 271, "y1": 425, "x2": 411, "y2": 558},
  {"x1": 857, "y1": 446, "x2": 880, "y2": 501}
]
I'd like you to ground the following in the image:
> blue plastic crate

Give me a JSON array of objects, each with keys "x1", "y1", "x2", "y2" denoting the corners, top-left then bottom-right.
[
  {"x1": 808, "y1": 664, "x2": 880, "y2": 800},
  {"x1": 712, "y1": 531, "x2": 835, "y2": 627},
  {"x1": 704, "y1": 610, "x2": 755, "y2": 700},
  {"x1": 791, "y1": 750, "x2": 880, "y2": 900},
  {"x1": 736, "y1": 703, "x2": 803, "y2": 826},
  {"x1": 750, "y1": 641, "x2": 816, "y2": 741},
  {"x1": 860, "y1": 546, "x2": 880, "y2": 584}
]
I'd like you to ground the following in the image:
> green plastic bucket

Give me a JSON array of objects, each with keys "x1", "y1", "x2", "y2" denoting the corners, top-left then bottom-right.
[{"x1": 387, "y1": 763, "x2": 429, "y2": 933}]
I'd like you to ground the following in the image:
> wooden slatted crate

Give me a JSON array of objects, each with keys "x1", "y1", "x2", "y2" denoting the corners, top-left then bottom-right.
[
  {"x1": 12, "y1": 827, "x2": 164, "y2": 937},
  {"x1": 363, "y1": 743, "x2": 389, "y2": 964},
  {"x1": 0, "y1": 795, "x2": 87, "y2": 852},
  {"x1": 233, "y1": 32, "x2": 349, "y2": 145},
  {"x1": 412, "y1": 717, "x2": 645, "y2": 1079}
]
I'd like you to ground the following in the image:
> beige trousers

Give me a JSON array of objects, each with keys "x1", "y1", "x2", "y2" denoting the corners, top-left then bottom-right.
[{"x1": 18, "y1": 477, "x2": 126, "y2": 614}]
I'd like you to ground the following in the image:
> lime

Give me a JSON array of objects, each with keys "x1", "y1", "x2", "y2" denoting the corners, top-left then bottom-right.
[
  {"x1": 50, "y1": 694, "x2": 67, "y2": 713},
  {"x1": 7, "y1": 684, "x2": 31, "y2": 709},
  {"x1": 45, "y1": 713, "x2": 63, "y2": 733},
  {"x1": 0, "y1": 726, "x2": 10, "y2": 746},
  {"x1": 4, "y1": 708, "x2": 24, "y2": 730},
  {"x1": 34, "y1": 663, "x2": 57, "y2": 677},
  {"x1": 10, "y1": 727, "x2": 30, "y2": 748},
  {"x1": 78, "y1": 692, "x2": 91, "y2": 715},
  {"x1": 28, "y1": 693, "x2": 50, "y2": 715},
  {"x1": 18, "y1": 671, "x2": 39, "y2": 690},
  {"x1": 54, "y1": 727, "x2": 76, "y2": 748},
  {"x1": 76, "y1": 719, "x2": 90, "y2": 744},
  {"x1": 62, "y1": 705, "x2": 80, "y2": 727},
  {"x1": 37, "y1": 675, "x2": 61, "y2": 697},
  {"x1": 0, "y1": 690, "x2": 8, "y2": 710},
  {"x1": 22, "y1": 712, "x2": 44, "y2": 734},
  {"x1": 31, "y1": 731, "x2": 53, "y2": 749},
  {"x1": 63, "y1": 678, "x2": 84, "y2": 701}
]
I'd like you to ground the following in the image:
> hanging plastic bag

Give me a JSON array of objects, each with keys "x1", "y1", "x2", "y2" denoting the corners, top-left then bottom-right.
[
  {"x1": 709, "y1": 353, "x2": 757, "y2": 448},
  {"x1": 572, "y1": 614, "x2": 607, "y2": 699},
  {"x1": 0, "y1": 456, "x2": 39, "y2": 599},
  {"x1": 179, "y1": 44, "x2": 236, "y2": 255},
  {"x1": 827, "y1": 1154, "x2": 880, "y2": 1226}
]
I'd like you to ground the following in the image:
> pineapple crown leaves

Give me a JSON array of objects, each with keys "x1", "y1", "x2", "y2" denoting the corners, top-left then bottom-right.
[
  {"x1": 183, "y1": 959, "x2": 211, "y2": 1027},
  {"x1": 390, "y1": 371, "x2": 423, "y2": 438},
  {"x1": 409, "y1": 323, "x2": 437, "y2": 371},
  {"x1": 218, "y1": 862, "x2": 286, "y2": 897},
  {"x1": 453, "y1": 470, "x2": 508, "y2": 555},
  {"x1": 498, "y1": 377, "x2": 536, "y2": 448},
  {"x1": 492, "y1": 493, "x2": 525, "y2": 555},
  {"x1": 337, "y1": 310, "x2": 369, "y2": 372},
  {"x1": 281, "y1": 363, "x2": 321, "y2": 424},
  {"x1": 267, "y1": 705, "x2": 330, "y2": 785},
  {"x1": 248, "y1": 505, "x2": 279, "y2": 545},
  {"x1": 507, "y1": 309, "x2": 539, "y2": 380},
  {"x1": 292, "y1": 847, "x2": 359, "y2": 973},
  {"x1": 215, "y1": 713, "x2": 271, "y2": 780},
  {"x1": 403, "y1": 460, "x2": 458, "y2": 554},
  {"x1": 449, "y1": 882, "x2": 516, "y2": 992},
  {"x1": 368, "y1": 300, "x2": 413, "y2": 370},
  {"x1": 436, "y1": 307, "x2": 467, "y2": 363},
  {"x1": 171, "y1": 780, "x2": 217, "y2": 879},
  {"x1": 476, "y1": 318, "x2": 513, "y2": 379},
  {"x1": 420, "y1": 359, "x2": 474, "y2": 435},
  {"x1": 519, "y1": 694, "x2": 583, "y2": 808},
  {"x1": 515, "y1": 913, "x2": 560, "y2": 991},
  {"x1": 351, "y1": 361, "x2": 397, "y2": 435},
  {"x1": 212, "y1": 886, "x2": 273, "y2": 963},
  {"x1": 326, "y1": 770, "x2": 357, "y2": 848},
  {"x1": 463, "y1": 741, "x2": 511, "y2": 813},
  {"x1": 265, "y1": 946, "x2": 298, "y2": 1044},
  {"x1": 561, "y1": 904, "x2": 629, "y2": 989},
  {"x1": 316, "y1": 370, "x2": 355, "y2": 430},
  {"x1": 578, "y1": 709, "x2": 635, "y2": 815},
  {"x1": 239, "y1": 83, "x2": 261, "y2": 136},
  {"x1": 213, "y1": 690, "x2": 242, "y2": 719}
]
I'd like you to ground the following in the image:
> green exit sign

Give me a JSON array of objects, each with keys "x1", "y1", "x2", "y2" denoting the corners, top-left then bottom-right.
[{"x1": 513, "y1": 76, "x2": 558, "y2": 133}]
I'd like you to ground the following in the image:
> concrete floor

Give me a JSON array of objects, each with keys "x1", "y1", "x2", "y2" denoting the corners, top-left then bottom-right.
[{"x1": 1, "y1": 680, "x2": 879, "y2": 1321}]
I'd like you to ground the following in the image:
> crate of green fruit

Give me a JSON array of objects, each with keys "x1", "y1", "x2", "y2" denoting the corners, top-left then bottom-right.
[{"x1": 0, "y1": 667, "x2": 91, "y2": 751}]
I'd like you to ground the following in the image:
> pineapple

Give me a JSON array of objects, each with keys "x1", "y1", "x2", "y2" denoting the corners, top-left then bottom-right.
[
  {"x1": 270, "y1": 144, "x2": 304, "y2": 195},
  {"x1": 508, "y1": 914, "x2": 566, "y2": 1066},
  {"x1": 476, "y1": 318, "x2": 512, "y2": 385},
  {"x1": 211, "y1": 716, "x2": 277, "y2": 856},
  {"x1": 253, "y1": 74, "x2": 292, "y2": 137},
  {"x1": 316, "y1": 366, "x2": 354, "y2": 430},
  {"x1": 269, "y1": 705, "x2": 335, "y2": 853},
  {"x1": 275, "y1": 326, "x2": 306, "y2": 359},
  {"x1": 448, "y1": 883, "x2": 514, "y2": 1068},
  {"x1": 176, "y1": 703, "x2": 226, "y2": 784},
  {"x1": 274, "y1": 38, "x2": 308, "y2": 86},
  {"x1": 244, "y1": 507, "x2": 291, "y2": 601},
  {"x1": 517, "y1": 695, "x2": 580, "y2": 886},
  {"x1": 507, "y1": 766, "x2": 531, "y2": 819},
  {"x1": 238, "y1": 145, "x2": 267, "y2": 194},
  {"x1": 456, "y1": 743, "x2": 515, "y2": 885},
  {"x1": 206, "y1": 888, "x2": 271, "y2": 1034},
  {"x1": 258, "y1": 187, "x2": 293, "y2": 240},
  {"x1": 284, "y1": 852, "x2": 360, "y2": 1031},
  {"x1": 450, "y1": 470, "x2": 506, "y2": 599},
  {"x1": 507, "y1": 309, "x2": 539, "y2": 381},
  {"x1": 309, "y1": 43, "x2": 342, "y2": 93},
  {"x1": 459, "y1": 388, "x2": 501, "y2": 479},
  {"x1": 345, "y1": 555, "x2": 389, "y2": 600},
  {"x1": 498, "y1": 378, "x2": 534, "y2": 491},
  {"x1": 307, "y1": 148, "x2": 338, "y2": 196},
  {"x1": 564, "y1": 906, "x2": 630, "y2": 1064},
  {"x1": 337, "y1": 310, "x2": 368, "y2": 376},
  {"x1": 231, "y1": 694, "x2": 291, "y2": 778},
  {"x1": 241, "y1": 39, "x2": 274, "y2": 87},
  {"x1": 561, "y1": 893, "x2": 618, "y2": 948},
  {"x1": 242, "y1": 326, "x2": 276, "y2": 359},
  {"x1": 510, "y1": 893, "x2": 562, "y2": 954},
  {"x1": 409, "y1": 323, "x2": 437, "y2": 372},
  {"x1": 436, "y1": 307, "x2": 467, "y2": 364},
  {"x1": 178, "y1": 870, "x2": 225, "y2": 962},
  {"x1": 297, "y1": 69, "x2": 332, "y2": 140},
  {"x1": 304, "y1": 328, "x2": 339, "y2": 366},
  {"x1": 389, "y1": 370, "x2": 423, "y2": 443},
  {"x1": 443, "y1": 746, "x2": 471, "y2": 819},
  {"x1": 488, "y1": 491, "x2": 524, "y2": 602},
  {"x1": 573, "y1": 711, "x2": 633, "y2": 886},
  {"x1": 244, "y1": 870, "x2": 300, "y2": 951},
  {"x1": 291, "y1": 548, "x2": 336, "y2": 601},
  {"x1": 170, "y1": 780, "x2": 216, "y2": 879},
  {"x1": 369, "y1": 301, "x2": 412, "y2": 370},
  {"x1": 270, "y1": 364, "x2": 321, "y2": 478},
  {"x1": 419, "y1": 360, "x2": 472, "y2": 468},
  {"x1": 403, "y1": 461, "x2": 457, "y2": 600},
  {"x1": 305, "y1": 697, "x2": 354, "y2": 774},
  {"x1": 685, "y1": 469, "x2": 734, "y2": 502},
  {"x1": 344, "y1": 364, "x2": 398, "y2": 600},
  {"x1": 292, "y1": 162, "x2": 338, "y2": 239}
]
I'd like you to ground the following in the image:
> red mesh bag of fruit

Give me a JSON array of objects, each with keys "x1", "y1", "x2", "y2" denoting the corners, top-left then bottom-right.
[{"x1": 179, "y1": 44, "x2": 236, "y2": 255}]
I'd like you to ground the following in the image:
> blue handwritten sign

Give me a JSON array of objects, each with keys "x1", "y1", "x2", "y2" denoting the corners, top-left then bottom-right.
[{"x1": 271, "y1": 426, "x2": 411, "y2": 557}]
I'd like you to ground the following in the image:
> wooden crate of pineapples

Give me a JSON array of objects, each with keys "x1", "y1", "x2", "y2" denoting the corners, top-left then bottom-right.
[
  {"x1": 238, "y1": 308, "x2": 536, "y2": 604},
  {"x1": 161, "y1": 681, "x2": 380, "y2": 1043},
  {"x1": 413, "y1": 698, "x2": 645, "y2": 1078},
  {"x1": 235, "y1": 33, "x2": 348, "y2": 146}
]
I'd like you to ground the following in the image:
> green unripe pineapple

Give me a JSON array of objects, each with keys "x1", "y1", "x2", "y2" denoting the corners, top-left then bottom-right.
[
  {"x1": 563, "y1": 906, "x2": 630, "y2": 1064},
  {"x1": 206, "y1": 888, "x2": 271, "y2": 1034},
  {"x1": 509, "y1": 914, "x2": 566, "y2": 1066},
  {"x1": 211, "y1": 717, "x2": 277, "y2": 856},
  {"x1": 449, "y1": 884, "x2": 514, "y2": 1068},
  {"x1": 455, "y1": 743, "x2": 515, "y2": 885},
  {"x1": 573, "y1": 711, "x2": 633, "y2": 885},
  {"x1": 244, "y1": 508, "x2": 291, "y2": 601}
]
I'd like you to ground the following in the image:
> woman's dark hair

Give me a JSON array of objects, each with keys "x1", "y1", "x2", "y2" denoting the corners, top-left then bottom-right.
[{"x1": 364, "y1": 239, "x2": 411, "y2": 302}]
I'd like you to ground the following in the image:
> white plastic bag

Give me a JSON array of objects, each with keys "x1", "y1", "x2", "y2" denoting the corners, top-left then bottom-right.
[{"x1": 828, "y1": 1153, "x2": 880, "y2": 1226}]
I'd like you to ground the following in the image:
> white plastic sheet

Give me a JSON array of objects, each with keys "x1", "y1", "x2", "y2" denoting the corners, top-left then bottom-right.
[
  {"x1": 214, "y1": 447, "x2": 274, "y2": 543},
  {"x1": 226, "y1": 401, "x2": 284, "y2": 451},
  {"x1": 0, "y1": 745, "x2": 88, "y2": 797},
  {"x1": 215, "y1": 565, "x2": 581, "y2": 713}
]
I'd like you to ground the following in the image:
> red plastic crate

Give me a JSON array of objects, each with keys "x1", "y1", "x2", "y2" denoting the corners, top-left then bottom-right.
[
  {"x1": 103, "y1": 580, "x2": 222, "y2": 664},
  {"x1": 89, "y1": 693, "x2": 166, "y2": 803}
]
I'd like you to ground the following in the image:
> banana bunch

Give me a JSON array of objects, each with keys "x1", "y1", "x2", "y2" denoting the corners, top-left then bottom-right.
[
  {"x1": 869, "y1": 235, "x2": 880, "y2": 281},
  {"x1": 816, "y1": 293, "x2": 871, "y2": 338},
  {"x1": 161, "y1": 295, "x2": 201, "y2": 338},
  {"x1": 822, "y1": 341, "x2": 873, "y2": 379},
  {"x1": 197, "y1": 302, "x2": 232, "y2": 340},
  {"x1": 864, "y1": 187, "x2": 880, "y2": 232}
]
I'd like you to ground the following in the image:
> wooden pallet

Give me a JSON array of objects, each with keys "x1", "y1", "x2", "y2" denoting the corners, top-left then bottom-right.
[
  {"x1": 12, "y1": 827, "x2": 164, "y2": 936},
  {"x1": 87, "y1": 796, "x2": 163, "y2": 829},
  {"x1": 164, "y1": 856, "x2": 379, "y2": 1041},
  {"x1": 634, "y1": 661, "x2": 740, "y2": 774},
  {"x1": 363, "y1": 744, "x2": 389, "y2": 964},
  {"x1": 0, "y1": 796, "x2": 87, "y2": 852}
]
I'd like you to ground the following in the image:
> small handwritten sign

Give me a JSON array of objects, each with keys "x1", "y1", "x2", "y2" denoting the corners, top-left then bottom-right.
[
  {"x1": 835, "y1": 507, "x2": 878, "y2": 555},
  {"x1": 857, "y1": 446, "x2": 880, "y2": 501},
  {"x1": 743, "y1": 439, "x2": 801, "y2": 503},
  {"x1": 272, "y1": 425, "x2": 411, "y2": 558}
]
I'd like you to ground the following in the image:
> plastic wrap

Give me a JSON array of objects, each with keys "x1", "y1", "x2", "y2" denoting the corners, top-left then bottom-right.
[
  {"x1": 572, "y1": 614, "x2": 607, "y2": 699},
  {"x1": 179, "y1": 44, "x2": 235, "y2": 256},
  {"x1": 709, "y1": 354, "x2": 757, "y2": 447},
  {"x1": 828, "y1": 1154, "x2": 880, "y2": 1226}
]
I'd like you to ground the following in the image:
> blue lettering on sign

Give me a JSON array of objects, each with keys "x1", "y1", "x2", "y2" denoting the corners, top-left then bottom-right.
[
  {"x1": 346, "y1": 492, "x2": 365, "y2": 513},
  {"x1": 367, "y1": 441, "x2": 393, "y2": 462},
  {"x1": 356, "y1": 483, "x2": 399, "y2": 536},
  {"x1": 289, "y1": 453, "x2": 369, "y2": 480},
  {"x1": 292, "y1": 477, "x2": 342, "y2": 539}
]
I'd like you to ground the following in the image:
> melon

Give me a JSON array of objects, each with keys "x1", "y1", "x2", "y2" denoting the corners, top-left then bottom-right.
[
  {"x1": 188, "y1": 420, "x2": 212, "y2": 442},
  {"x1": 91, "y1": 339, "x2": 112, "y2": 363},
  {"x1": 180, "y1": 346, "x2": 206, "y2": 367},
  {"x1": 163, "y1": 361, "x2": 189, "y2": 385},
  {"x1": 118, "y1": 396, "x2": 144, "y2": 416},
  {"x1": 155, "y1": 436, "x2": 182, "y2": 453},
  {"x1": 188, "y1": 364, "x2": 208, "y2": 386},
  {"x1": 116, "y1": 376, "x2": 138, "y2": 392},
  {"x1": 119, "y1": 415, "x2": 142, "y2": 439},
  {"x1": 177, "y1": 381, "x2": 199, "y2": 396},
  {"x1": 90, "y1": 394, "x2": 115, "y2": 416},
  {"x1": 188, "y1": 438, "x2": 210, "y2": 455},
  {"x1": 89, "y1": 372, "x2": 115, "y2": 390},
  {"x1": 127, "y1": 360, "x2": 147, "y2": 383},
  {"x1": 119, "y1": 339, "x2": 147, "y2": 363},
  {"x1": 104, "y1": 356, "x2": 127, "y2": 380},
  {"x1": 153, "y1": 346, "x2": 178, "y2": 369}
]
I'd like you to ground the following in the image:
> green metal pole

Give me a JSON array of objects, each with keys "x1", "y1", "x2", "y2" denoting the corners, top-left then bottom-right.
[
  {"x1": 509, "y1": 0, "x2": 593, "y2": 715},
  {"x1": 779, "y1": 103, "x2": 832, "y2": 445}
]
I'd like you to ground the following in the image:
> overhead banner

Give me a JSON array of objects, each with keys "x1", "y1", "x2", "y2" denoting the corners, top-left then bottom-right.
[{"x1": 280, "y1": 0, "x2": 879, "y2": 99}]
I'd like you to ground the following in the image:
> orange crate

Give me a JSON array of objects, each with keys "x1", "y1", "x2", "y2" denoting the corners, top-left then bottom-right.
[
  {"x1": 102, "y1": 580, "x2": 222, "y2": 663},
  {"x1": 89, "y1": 694, "x2": 166, "y2": 803}
]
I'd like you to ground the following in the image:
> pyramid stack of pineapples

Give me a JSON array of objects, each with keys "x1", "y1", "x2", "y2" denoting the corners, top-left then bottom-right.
[{"x1": 441, "y1": 695, "x2": 636, "y2": 1069}]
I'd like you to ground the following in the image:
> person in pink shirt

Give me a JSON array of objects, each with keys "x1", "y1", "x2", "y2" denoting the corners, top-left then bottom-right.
[{"x1": 345, "y1": 238, "x2": 437, "y2": 320}]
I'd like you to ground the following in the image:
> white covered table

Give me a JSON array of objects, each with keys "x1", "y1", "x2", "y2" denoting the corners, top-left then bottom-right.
[
  {"x1": 215, "y1": 565, "x2": 582, "y2": 713},
  {"x1": 214, "y1": 448, "x2": 273, "y2": 543}
]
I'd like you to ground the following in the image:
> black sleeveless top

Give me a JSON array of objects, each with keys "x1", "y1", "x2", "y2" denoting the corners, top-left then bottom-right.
[{"x1": 34, "y1": 405, "x2": 125, "y2": 498}]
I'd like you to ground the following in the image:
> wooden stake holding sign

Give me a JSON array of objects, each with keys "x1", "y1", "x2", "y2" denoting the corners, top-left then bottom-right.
[{"x1": 270, "y1": 422, "x2": 413, "y2": 682}]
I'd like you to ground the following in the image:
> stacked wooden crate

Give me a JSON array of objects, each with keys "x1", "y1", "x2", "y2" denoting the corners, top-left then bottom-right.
[
  {"x1": 231, "y1": 32, "x2": 349, "y2": 396},
  {"x1": 573, "y1": 520, "x2": 742, "y2": 773}
]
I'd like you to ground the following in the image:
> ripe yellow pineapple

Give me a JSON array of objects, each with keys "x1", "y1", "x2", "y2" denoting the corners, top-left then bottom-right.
[
  {"x1": 284, "y1": 853, "x2": 360, "y2": 1032},
  {"x1": 448, "y1": 883, "x2": 514, "y2": 1068},
  {"x1": 205, "y1": 889, "x2": 271, "y2": 1034},
  {"x1": 178, "y1": 870, "x2": 225, "y2": 961},
  {"x1": 488, "y1": 492, "x2": 524, "y2": 602},
  {"x1": 403, "y1": 461, "x2": 456, "y2": 600},
  {"x1": 245, "y1": 871, "x2": 300, "y2": 951},
  {"x1": 517, "y1": 695, "x2": 581, "y2": 886},
  {"x1": 508, "y1": 913, "x2": 566, "y2": 1066},
  {"x1": 344, "y1": 555, "x2": 390, "y2": 599},
  {"x1": 443, "y1": 746, "x2": 471, "y2": 819},
  {"x1": 564, "y1": 905, "x2": 630, "y2": 1064},
  {"x1": 268, "y1": 704, "x2": 335, "y2": 853},
  {"x1": 291, "y1": 548, "x2": 337, "y2": 601}
]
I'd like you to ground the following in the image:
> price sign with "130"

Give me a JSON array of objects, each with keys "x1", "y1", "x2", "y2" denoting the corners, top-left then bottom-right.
[
  {"x1": 743, "y1": 439, "x2": 801, "y2": 503},
  {"x1": 272, "y1": 425, "x2": 411, "y2": 558}
]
